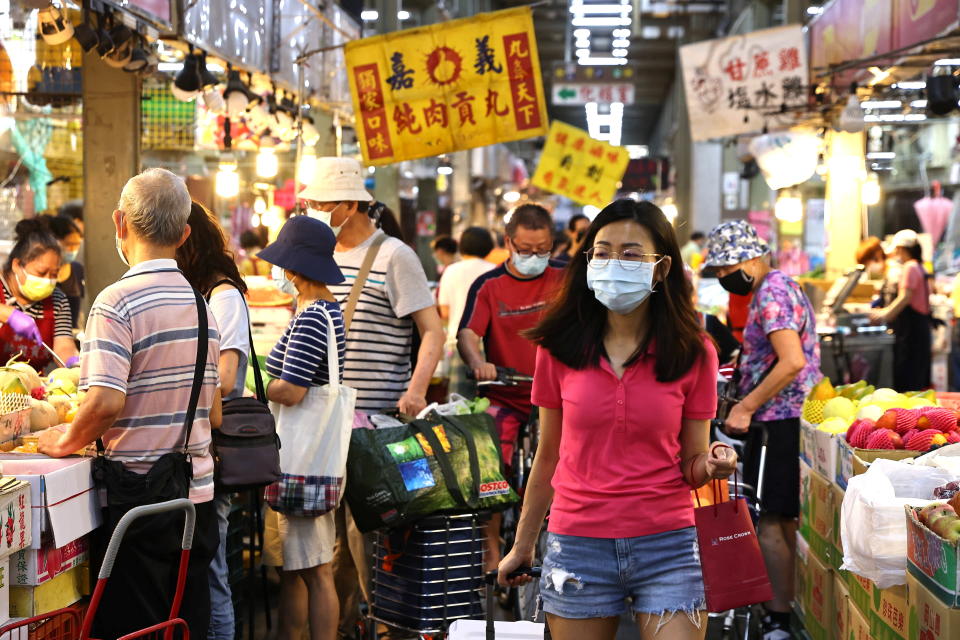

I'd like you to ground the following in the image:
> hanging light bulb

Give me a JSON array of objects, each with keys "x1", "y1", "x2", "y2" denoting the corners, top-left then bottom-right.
[
  {"x1": 256, "y1": 147, "x2": 279, "y2": 178},
  {"x1": 301, "y1": 118, "x2": 320, "y2": 146},
  {"x1": 251, "y1": 213, "x2": 261, "y2": 227},
  {"x1": 775, "y1": 190, "x2": 803, "y2": 223},
  {"x1": 861, "y1": 172, "x2": 881, "y2": 206},
  {"x1": 215, "y1": 155, "x2": 240, "y2": 199},
  {"x1": 298, "y1": 147, "x2": 317, "y2": 185},
  {"x1": 254, "y1": 196, "x2": 267, "y2": 214},
  {"x1": 660, "y1": 198, "x2": 678, "y2": 223}
]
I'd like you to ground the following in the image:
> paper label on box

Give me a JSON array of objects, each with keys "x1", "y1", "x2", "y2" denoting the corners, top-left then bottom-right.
[{"x1": 10, "y1": 537, "x2": 88, "y2": 586}]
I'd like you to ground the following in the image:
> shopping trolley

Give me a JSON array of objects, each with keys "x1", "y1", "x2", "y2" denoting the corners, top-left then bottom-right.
[{"x1": 0, "y1": 498, "x2": 197, "y2": 640}]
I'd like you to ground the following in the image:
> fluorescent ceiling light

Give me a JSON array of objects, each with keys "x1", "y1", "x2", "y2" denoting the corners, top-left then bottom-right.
[
  {"x1": 569, "y1": 4, "x2": 632, "y2": 14},
  {"x1": 360, "y1": 10, "x2": 378, "y2": 20},
  {"x1": 437, "y1": 166, "x2": 453, "y2": 175},
  {"x1": 571, "y1": 17, "x2": 631, "y2": 27},
  {"x1": 613, "y1": 29, "x2": 631, "y2": 38},
  {"x1": 611, "y1": 38, "x2": 630, "y2": 47},
  {"x1": 577, "y1": 57, "x2": 628, "y2": 66},
  {"x1": 397, "y1": 10, "x2": 410, "y2": 20},
  {"x1": 934, "y1": 59, "x2": 960, "y2": 66},
  {"x1": 627, "y1": 145, "x2": 648, "y2": 159},
  {"x1": 612, "y1": 49, "x2": 628, "y2": 57},
  {"x1": 807, "y1": 6, "x2": 824, "y2": 15},
  {"x1": 158, "y1": 61, "x2": 225, "y2": 73},
  {"x1": 575, "y1": 39, "x2": 591, "y2": 48},
  {"x1": 860, "y1": 100, "x2": 902, "y2": 109},
  {"x1": 866, "y1": 152, "x2": 896, "y2": 159},
  {"x1": 864, "y1": 114, "x2": 905, "y2": 122},
  {"x1": 576, "y1": 48, "x2": 591, "y2": 57},
  {"x1": 905, "y1": 113, "x2": 927, "y2": 121},
  {"x1": 667, "y1": 26, "x2": 685, "y2": 38},
  {"x1": 896, "y1": 81, "x2": 926, "y2": 90},
  {"x1": 573, "y1": 29, "x2": 590, "y2": 38},
  {"x1": 910, "y1": 100, "x2": 928, "y2": 108}
]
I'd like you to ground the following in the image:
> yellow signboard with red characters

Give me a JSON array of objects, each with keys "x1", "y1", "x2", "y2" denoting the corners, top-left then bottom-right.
[
  {"x1": 531, "y1": 121, "x2": 630, "y2": 208},
  {"x1": 345, "y1": 7, "x2": 548, "y2": 166}
]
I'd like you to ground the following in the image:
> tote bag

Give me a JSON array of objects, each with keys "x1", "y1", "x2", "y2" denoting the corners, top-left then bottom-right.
[
  {"x1": 694, "y1": 475, "x2": 773, "y2": 612},
  {"x1": 265, "y1": 305, "x2": 357, "y2": 517}
]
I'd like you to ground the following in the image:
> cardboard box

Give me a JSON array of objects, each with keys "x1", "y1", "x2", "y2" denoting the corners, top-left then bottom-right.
[
  {"x1": 0, "y1": 480, "x2": 30, "y2": 560},
  {"x1": 801, "y1": 418, "x2": 816, "y2": 466},
  {"x1": 800, "y1": 460, "x2": 838, "y2": 567},
  {"x1": 812, "y1": 428, "x2": 840, "y2": 483},
  {"x1": 829, "y1": 482, "x2": 845, "y2": 572},
  {"x1": 803, "y1": 551, "x2": 835, "y2": 640},
  {"x1": 908, "y1": 571, "x2": 960, "y2": 640},
  {"x1": 836, "y1": 440, "x2": 921, "y2": 490},
  {"x1": 0, "y1": 564, "x2": 9, "y2": 628},
  {"x1": 906, "y1": 504, "x2": 960, "y2": 608},
  {"x1": 9, "y1": 536, "x2": 88, "y2": 587},
  {"x1": 848, "y1": 597, "x2": 872, "y2": 640},
  {"x1": 833, "y1": 572, "x2": 850, "y2": 640},
  {"x1": 0, "y1": 458, "x2": 99, "y2": 549},
  {"x1": 8, "y1": 563, "x2": 87, "y2": 618},
  {"x1": 842, "y1": 569, "x2": 910, "y2": 640}
]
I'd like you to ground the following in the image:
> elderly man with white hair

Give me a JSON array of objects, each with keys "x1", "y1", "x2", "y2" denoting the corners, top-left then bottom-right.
[{"x1": 39, "y1": 168, "x2": 222, "y2": 640}]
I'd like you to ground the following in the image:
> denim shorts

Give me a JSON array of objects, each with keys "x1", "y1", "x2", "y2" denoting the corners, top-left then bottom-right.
[{"x1": 539, "y1": 527, "x2": 706, "y2": 621}]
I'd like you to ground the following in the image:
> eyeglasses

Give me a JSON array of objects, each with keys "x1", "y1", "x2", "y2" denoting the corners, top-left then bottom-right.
[
  {"x1": 515, "y1": 250, "x2": 552, "y2": 259},
  {"x1": 586, "y1": 247, "x2": 662, "y2": 270}
]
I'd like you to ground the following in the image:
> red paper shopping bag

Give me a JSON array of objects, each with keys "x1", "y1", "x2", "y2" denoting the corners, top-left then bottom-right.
[{"x1": 694, "y1": 478, "x2": 773, "y2": 612}]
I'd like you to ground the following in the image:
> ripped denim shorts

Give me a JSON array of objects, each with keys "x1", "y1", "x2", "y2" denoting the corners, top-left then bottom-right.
[{"x1": 539, "y1": 527, "x2": 705, "y2": 623}]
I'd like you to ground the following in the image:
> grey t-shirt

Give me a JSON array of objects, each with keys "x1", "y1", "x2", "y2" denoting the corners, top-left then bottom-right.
[{"x1": 329, "y1": 230, "x2": 435, "y2": 412}]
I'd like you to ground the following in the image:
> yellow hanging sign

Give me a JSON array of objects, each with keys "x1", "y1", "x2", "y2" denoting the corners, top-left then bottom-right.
[
  {"x1": 345, "y1": 7, "x2": 549, "y2": 166},
  {"x1": 531, "y1": 121, "x2": 630, "y2": 207}
]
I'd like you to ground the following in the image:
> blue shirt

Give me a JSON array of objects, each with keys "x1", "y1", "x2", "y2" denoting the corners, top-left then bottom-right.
[{"x1": 266, "y1": 300, "x2": 346, "y2": 388}]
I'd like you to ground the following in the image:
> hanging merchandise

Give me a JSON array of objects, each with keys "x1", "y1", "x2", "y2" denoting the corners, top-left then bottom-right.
[
  {"x1": 37, "y1": 3, "x2": 74, "y2": 46},
  {"x1": 914, "y1": 180, "x2": 952, "y2": 244},
  {"x1": 9, "y1": 120, "x2": 53, "y2": 213},
  {"x1": 838, "y1": 95, "x2": 865, "y2": 133}
]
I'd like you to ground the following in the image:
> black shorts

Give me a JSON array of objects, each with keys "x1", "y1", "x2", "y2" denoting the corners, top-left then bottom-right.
[{"x1": 743, "y1": 417, "x2": 800, "y2": 519}]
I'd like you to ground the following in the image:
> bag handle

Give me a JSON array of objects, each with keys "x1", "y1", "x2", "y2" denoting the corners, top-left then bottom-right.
[
  {"x1": 435, "y1": 415, "x2": 482, "y2": 506},
  {"x1": 207, "y1": 278, "x2": 266, "y2": 404},
  {"x1": 693, "y1": 444, "x2": 737, "y2": 515},
  {"x1": 409, "y1": 420, "x2": 474, "y2": 509},
  {"x1": 343, "y1": 233, "x2": 387, "y2": 333}
]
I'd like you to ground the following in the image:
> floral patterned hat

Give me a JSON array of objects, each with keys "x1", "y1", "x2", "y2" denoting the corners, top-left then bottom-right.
[{"x1": 704, "y1": 219, "x2": 770, "y2": 267}]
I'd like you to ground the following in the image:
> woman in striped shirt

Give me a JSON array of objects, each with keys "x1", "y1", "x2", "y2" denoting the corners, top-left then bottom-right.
[{"x1": 258, "y1": 216, "x2": 347, "y2": 640}]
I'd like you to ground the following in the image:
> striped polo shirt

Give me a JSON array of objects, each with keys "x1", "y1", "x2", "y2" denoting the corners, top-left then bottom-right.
[
  {"x1": 330, "y1": 230, "x2": 436, "y2": 413},
  {"x1": 80, "y1": 259, "x2": 220, "y2": 504}
]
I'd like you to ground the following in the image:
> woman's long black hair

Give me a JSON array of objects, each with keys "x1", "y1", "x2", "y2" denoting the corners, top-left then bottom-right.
[
  {"x1": 176, "y1": 202, "x2": 247, "y2": 295},
  {"x1": 526, "y1": 199, "x2": 708, "y2": 383}
]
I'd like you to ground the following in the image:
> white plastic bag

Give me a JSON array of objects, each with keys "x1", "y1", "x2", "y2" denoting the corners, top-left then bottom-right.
[
  {"x1": 447, "y1": 620, "x2": 544, "y2": 639},
  {"x1": 416, "y1": 393, "x2": 472, "y2": 420},
  {"x1": 912, "y1": 442, "x2": 960, "y2": 477},
  {"x1": 840, "y1": 458, "x2": 955, "y2": 588}
]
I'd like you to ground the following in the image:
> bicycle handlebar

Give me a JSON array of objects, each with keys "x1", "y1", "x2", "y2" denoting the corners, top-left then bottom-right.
[{"x1": 468, "y1": 366, "x2": 534, "y2": 386}]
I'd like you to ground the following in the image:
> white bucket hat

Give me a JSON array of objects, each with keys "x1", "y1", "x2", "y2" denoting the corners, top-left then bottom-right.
[{"x1": 299, "y1": 157, "x2": 373, "y2": 203}]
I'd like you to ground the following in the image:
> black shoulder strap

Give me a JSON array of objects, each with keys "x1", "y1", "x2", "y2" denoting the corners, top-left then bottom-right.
[
  {"x1": 207, "y1": 278, "x2": 266, "y2": 403},
  {"x1": 183, "y1": 288, "x2": 209, "y2": 451}
]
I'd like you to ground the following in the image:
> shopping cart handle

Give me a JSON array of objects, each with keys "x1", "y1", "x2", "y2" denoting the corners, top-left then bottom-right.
[
  {"x1": 98, "y1": 498, "x2": 197, "y2": 580},
  {"x1": 484, "y1": 566, "x2": 541, "y2": 584}
]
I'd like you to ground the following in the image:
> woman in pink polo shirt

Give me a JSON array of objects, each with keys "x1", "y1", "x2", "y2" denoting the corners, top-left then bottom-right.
[{"x1": 498, "y1": 200, "x2": 737, "y2": 640}]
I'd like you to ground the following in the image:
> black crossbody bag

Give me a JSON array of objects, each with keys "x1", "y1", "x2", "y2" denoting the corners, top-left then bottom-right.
[
  {"x1": 92, "y1": 287, "x2": 207, "y2": 517},
  {"x1": 206, "y1": 279, "x2": 281, "y2": 491}
]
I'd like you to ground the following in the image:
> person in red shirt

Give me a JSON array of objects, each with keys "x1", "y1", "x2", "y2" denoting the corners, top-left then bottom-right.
[
  {"x1": 458, "y1": 203, "x2": 563, "y2": 570},
  {"x1": 498, "y1": 199, "x2": 737, "y2": 640}
]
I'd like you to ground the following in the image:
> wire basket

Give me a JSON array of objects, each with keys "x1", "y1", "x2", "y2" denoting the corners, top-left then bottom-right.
[{"x1": 0, "y1": 393, "x2": 30, "y2": 445}]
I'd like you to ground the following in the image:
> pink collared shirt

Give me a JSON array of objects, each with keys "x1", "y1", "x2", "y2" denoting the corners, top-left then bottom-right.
[{"x1": 532, "y1": 339, "x2": 718, "y2": 538}]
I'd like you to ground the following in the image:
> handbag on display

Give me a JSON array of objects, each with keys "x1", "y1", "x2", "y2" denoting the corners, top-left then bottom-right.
[
  {"x1": 207, "y1": 279, "x2": 282, "y2": 491},
  {"x1": 693, "y1": 472, "x2": 773, "y2": 612},
  {"x1": 92, "y1": 287, "x2": 207, "y2": 522},
  {"x1": 264, "y1": 304, "x2": 357, "y2": 517}
]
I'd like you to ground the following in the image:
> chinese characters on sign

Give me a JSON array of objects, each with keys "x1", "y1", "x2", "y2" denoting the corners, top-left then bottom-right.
[
  {"x1": 551, "y1": 83, "x2": 635, "y2": 106},
  {"x1": 679, "y1": 25, "x2": 808, "y2": 142},
  {"x1": 531, "y1": 121, "x2": 629, "y2": 208},
  {"x1": 346, "y1": 7, "x2": 548, "y2": 165}
]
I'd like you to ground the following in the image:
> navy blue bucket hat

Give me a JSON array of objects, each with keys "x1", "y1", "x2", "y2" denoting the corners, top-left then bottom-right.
[{"x1": 257, "y1": 215, "x2": 345, "y2": 285}]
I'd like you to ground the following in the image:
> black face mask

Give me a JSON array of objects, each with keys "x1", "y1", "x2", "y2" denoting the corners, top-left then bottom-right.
[{"x1": 719, "y1": 268, "x2": 754, "y2": 296}]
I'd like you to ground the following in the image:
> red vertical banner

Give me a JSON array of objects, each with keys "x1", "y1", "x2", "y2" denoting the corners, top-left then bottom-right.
[
  {"x1": 502, "y1": 33, "x2": 542, "y2": 131},
  {"x1": 353, "y1": 64, "x2": 394, "y2": 161}
]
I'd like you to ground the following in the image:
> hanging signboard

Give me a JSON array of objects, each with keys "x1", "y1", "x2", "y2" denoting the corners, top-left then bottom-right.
[
  {"x1": 345, "y1": 7, "x2": 548, "y2": 166},
  {"x1": 530, "y1": 121, "x2": 629, "y2": 208},
  {"x1": 679, "y1": 25, "x2": 808, "y2": 142},
  {"x1": 101, "y1": 0, "x2": 173, "y2": 29},
  {"x1": 181, "y1": 0, "x2": 270, "y2": 72}
]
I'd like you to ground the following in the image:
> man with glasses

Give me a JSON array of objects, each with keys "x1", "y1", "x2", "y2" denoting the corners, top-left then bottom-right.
[{"x1": 458, "y1": 203, "x2": 563, "y2": 570}]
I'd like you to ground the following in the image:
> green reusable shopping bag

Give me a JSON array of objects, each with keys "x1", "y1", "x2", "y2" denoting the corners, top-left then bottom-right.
[{"x1": 345, "y1": 412, "x2": 519, "y2": 532}]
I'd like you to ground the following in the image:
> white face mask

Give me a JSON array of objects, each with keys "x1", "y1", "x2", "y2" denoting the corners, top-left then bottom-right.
[
  {"x1": 306, "y1": 203, "x2": 345, "y2": 236},
  {"x1": 115, "y1": 214, "x2": 130, "y2": 267},
  {"x1": 586, "y1": 258, "x2": 663, "y2": 314},
  {"x1": 271, "y1": 265, "x2": 298, "y2": 296},
  {"x1": 511, "y1": 252, "x2": 550, "y2": 277}
]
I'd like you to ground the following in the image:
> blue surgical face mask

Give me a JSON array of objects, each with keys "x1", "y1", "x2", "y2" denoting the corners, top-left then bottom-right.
[
  {"x1": 271, "y1": 265, "x2": 297, "y2": 296},
  {"x1": 62, "y1": 250, "x2": 78, "y2": 263},
  {"x1": 511, "y1": 252, "x2": 550, "y2": 277},
  {"x1": 586, "y1": 258, "x2": 663, "y2": 314}
]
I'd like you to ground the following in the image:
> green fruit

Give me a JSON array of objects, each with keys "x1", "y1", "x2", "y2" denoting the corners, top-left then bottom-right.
[{"x1": 823, "y1": 397, "x2": 857, "y2": 421}]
